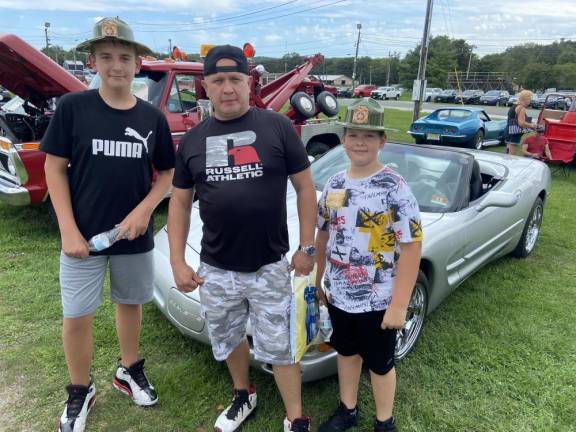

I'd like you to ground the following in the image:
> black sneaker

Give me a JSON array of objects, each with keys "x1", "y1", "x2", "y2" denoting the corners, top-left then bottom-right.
[
  {"x1": 374, "y1": 417, "x2": 397, "y2": 432},
  {"x1": 113, "y1": 358, "x2": 158, "y2": 406},
  {"x1": 58, "y1": 378, "x2": 96, "y2": 432},
  {"x1": 214, "y1": 385, "x2": 257, "y2": 432},
  {"x1": 284, "y1": 416, "x2": 311, "y2": 432},
  {"x1": 318, "y1": 402, "x2": 360, "y2": 432}
]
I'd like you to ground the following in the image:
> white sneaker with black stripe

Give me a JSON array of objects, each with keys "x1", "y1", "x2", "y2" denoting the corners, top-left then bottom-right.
[
  {"x1": 58, "y1": 378, "x2": 96, "y2": 432},
  {"x1": 112, "y1": 358, "x2": 158, "y2": 406},
  {"x1": 214, "y1": 385, "x2": 257, "y2": 432}
]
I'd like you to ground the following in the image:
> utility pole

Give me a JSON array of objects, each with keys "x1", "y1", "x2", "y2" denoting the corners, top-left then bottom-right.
[
  {"x1": 466, "y1": 47, "x2": 473, "y2": 79},
  {"x1": 168, "y1": 38, "x2": 172, "y2": 55},
  {"x1": 351, "y1": 23, "x2": 362, "y2": 93},
  {"x1": 412, "y1": 0, "x2": 434, "y2": 122},
  {"x1": 44, "y1": 22, "x2": 50, "y2": 50},
  {"x1": 386, "y1": 50, "x2": 391, "y2": 86}
]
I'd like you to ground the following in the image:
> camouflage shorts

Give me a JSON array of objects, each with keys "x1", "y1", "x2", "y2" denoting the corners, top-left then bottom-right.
[{"x1": 197, "y1": 257, "x2": 294, "y2": 365}]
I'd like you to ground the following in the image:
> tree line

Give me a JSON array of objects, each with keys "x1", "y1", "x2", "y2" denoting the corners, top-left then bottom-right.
[{"x1": 40, "y1": 35, "x2": 576, "y2": 91}]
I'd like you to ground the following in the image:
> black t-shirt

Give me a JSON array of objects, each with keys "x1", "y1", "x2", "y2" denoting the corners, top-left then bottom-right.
[
  {"x1": 40, "y1": 89, "x2": 175, "y2": 255},
  {"x1": 173, "y1": 107, "x2": 310, "y2": 272}
]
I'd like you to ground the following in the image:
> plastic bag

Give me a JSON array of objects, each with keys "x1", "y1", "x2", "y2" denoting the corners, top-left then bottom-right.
[{"x1": 289, "y1": 267, "x2": 320, "y2": 362}]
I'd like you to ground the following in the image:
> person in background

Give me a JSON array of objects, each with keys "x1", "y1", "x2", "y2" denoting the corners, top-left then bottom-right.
[
  {"x1": 522, "y1": 124, "x2": 552, "y2": 160},
  {"x1": 506, "y1": 90, "x2": 536, "y2": 155}
]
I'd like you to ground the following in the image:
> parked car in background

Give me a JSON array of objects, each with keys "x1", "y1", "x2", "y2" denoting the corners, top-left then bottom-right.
[
  {"x1": 479, "y1": 90, "x2": 510, "y2": 106},
  {"x1": 151, "y1": 142, "x2": 550, "y2": 381},
  {"x1": 425, "y1": 87, "x2": 443, "y2": 102},
  {"x1": 336, "y1": 86, "x2": 352, "y2": 98},
  {"x1": 370, "y1": 86, "x2": 401, "y2": 100},
  {"x1": 353, "y1": 84, "x2": 378, "y2": 97},
  {"x1": 435, "y1": 89, "x2": 459, "y2": 103},
  {"x1": 531, "y1": 93, "x2": 573, "y2": 111},
  {"x1": 408, "y1": 107, "x2": 507, "y2": 150},
  {"x1": 457, "y1": 89, "x2": 484, "y2": 105},
  {"x1": 507, "y1": 93, "x2": 519, "y2": 106}
]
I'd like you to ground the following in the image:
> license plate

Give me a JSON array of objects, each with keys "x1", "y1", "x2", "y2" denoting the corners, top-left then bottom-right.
[{"x1": 427, "y1": 133, "x2": 440, "y2": 140}]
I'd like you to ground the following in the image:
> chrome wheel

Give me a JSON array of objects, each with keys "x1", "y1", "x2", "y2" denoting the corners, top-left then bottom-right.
[
  {"x1": 525, "y1": 202, "x2": 543, "y2": 254},
  {"x1": 395, "y1": 276, "x2": 428, "y2": 359}
]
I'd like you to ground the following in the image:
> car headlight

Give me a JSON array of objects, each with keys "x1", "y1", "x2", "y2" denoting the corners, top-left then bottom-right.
[{"x1": 7, "y1": 156, "x2": 16, "y2": 175}]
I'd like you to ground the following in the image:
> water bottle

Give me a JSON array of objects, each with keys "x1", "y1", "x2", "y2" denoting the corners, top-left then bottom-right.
[
  {"x1": 318, "y1": 305, "x2": 333, "y2": 342},
  {"x1": 88, "y1": 226, "x2": 122, "y2": 252}
]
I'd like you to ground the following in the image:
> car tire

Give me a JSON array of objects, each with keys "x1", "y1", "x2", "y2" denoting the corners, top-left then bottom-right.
[
  {"x1": 469, "y1": 130, "x2": 484, "y2": 150},
  {"x1": 512, "y1": 196, "x2": 544, "y2": 258},
  {"x1": 290, "y1": 92, "x2": 316, "y2": 118},
  {"x1": 316, "y1": 91, "x2": 339, "y2": 117},
  {"x1": 306, "y1": 141, "x2": 331, "y2": 159},
  {"x1": 395, "y1": 94, "x2": 400, "y2": 100},
  {"x1": 395, "y1": 270, "x2": 429, "y2": 360}
]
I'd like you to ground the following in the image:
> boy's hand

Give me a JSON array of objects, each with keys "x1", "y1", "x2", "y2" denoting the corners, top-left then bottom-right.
[
  {"x1": 172, "y1": 262, "x2": 204, "y2": 293},
  {"x1": 61, "y1": 230, "x2": 90, "y2": 259},
  {"x1": 117, "y1": 206, "x2": 153, "y2": 241},
  {"x1": 381, "y1": 306, "x2": 408, "y2": 330}
]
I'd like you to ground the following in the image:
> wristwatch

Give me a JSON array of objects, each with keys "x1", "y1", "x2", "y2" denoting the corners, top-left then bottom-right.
[{"x1": 298, "y1": 245, "x2": 316, "y2": 257}]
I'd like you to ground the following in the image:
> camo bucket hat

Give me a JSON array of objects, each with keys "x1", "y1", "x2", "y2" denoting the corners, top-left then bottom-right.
[
  {"x1": 75, "y1": 17, "x2": 152, "y2": 55},
  {"x1": 339, "y1": 97, "x2": 391, "y2": 131}
]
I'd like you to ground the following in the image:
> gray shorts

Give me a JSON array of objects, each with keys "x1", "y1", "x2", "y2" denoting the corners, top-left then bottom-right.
[
  {"x1": 60, "y1": 251, "x2": 154, "y2": 318},
  {"x1": 198, "y1": 257, "x2": 293, "y2": 365}
]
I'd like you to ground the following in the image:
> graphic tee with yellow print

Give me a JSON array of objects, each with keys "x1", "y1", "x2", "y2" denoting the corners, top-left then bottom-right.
[{"x1": 317, "y1": 168, "x2": 423, "y2": 313}]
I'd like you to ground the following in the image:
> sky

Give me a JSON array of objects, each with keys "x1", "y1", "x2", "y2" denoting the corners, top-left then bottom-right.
[{"x1": 1, "y1": 0, "x2": 576, "y2": 59}]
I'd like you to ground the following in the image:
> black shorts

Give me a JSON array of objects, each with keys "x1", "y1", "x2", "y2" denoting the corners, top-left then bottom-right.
[{"x1": 326, "y1": 302, "x2": 396, "y2": 376}]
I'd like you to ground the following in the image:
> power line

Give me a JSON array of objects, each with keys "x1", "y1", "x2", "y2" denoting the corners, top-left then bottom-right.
[
  {"x1": 136, "y1": 0, "x2": 299, "y2": 27},
  {"x1": 134, "y1": 0, "x2": 348, "y2": 33}
]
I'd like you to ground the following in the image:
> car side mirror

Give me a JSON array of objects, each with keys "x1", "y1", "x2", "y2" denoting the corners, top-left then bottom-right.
[{"x1": 475, "y1": 191, "x2": 518, "y2": 212}]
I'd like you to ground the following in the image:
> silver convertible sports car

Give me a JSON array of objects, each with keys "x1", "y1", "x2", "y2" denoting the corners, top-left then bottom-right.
[{"x1": 152, "y1": 143, "x2": 551, "y2": 382}]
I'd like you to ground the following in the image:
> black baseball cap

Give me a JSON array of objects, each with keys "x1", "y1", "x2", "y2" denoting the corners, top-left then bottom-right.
[{"x1": 204, "y1": 45, "x2": 249, "y2": 76}]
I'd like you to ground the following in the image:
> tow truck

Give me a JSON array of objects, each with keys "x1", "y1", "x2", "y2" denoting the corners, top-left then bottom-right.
[{"x1": 0, "y1": 35, "x2": 342, "y2": 207}]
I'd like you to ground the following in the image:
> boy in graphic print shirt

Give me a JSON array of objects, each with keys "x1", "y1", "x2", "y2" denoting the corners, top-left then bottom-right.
[
  {"x1": 40, "y1": 17, "x2": 174, "y2": 432},
  {"x1": 315, "y1": 98, "x2": 423, "y2": 432}
]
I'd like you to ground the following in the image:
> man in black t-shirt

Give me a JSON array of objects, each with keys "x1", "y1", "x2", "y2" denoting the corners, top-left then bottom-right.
[
  {"x1": 41, "y1": 18, "x2": 175, "y2": 432},
  {"x1": 168, "y1": 45, "x2": 317, "y2": 432}
]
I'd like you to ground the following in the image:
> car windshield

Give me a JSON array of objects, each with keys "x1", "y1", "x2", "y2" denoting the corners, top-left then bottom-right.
[
  {"x1": 463, "y1": 90, "x2": 475, "y2": 96},
  {"x1": 485, "y1": 90, "x2": 499, "y2": 96},
  {"x1": 441, "y1": 90, "x2": 454, "y2": 94},
  {"x1": 89, "y1": 71, "x2": 168, "y2": 107},
  {"x1": 434, "y1": 109, "x2": 472, "y2": 121},
  {"x1": 311, "y1": 143, "x2": 470, "y2": 213}
]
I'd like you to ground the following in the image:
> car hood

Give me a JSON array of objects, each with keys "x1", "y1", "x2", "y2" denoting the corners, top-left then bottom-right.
[
  {"x1": 0, "y1": 34, "x2": 86, "y2": 107},
  {"x1": 184, "y1": 187, "x2": 444, "y2": 254},
  {"x1": 480, "y1": 95, "x2": 498, "y2": 100}
]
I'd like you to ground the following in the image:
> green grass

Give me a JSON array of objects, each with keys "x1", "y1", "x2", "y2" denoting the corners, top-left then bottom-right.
[{"x1": 1, "y1": 110, "x2": 575, "y2": 431}]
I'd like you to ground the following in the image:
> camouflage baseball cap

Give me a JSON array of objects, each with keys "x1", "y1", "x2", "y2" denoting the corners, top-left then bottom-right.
[
  {"x1": 75, "y1": 17, "x2": 152, "y2": 55},
  {"x1": 338, "y1": 97, "x2": 391, "y2": 131}
]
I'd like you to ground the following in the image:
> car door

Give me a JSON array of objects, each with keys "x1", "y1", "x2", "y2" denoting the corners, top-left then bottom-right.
[
  {"x1": 456, "y1": 160, "x2": 517, "y2": 280},
  {"x1": 479, "y1": 110, "x2": 500, "y2": 140},
  {"x1": 163, "y1": 73, "x2": 201, "y2": 148}
]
